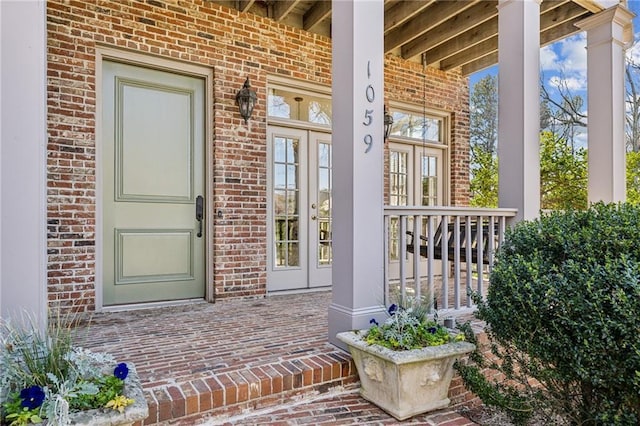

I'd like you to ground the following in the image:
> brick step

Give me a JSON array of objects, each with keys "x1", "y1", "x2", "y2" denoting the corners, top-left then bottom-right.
[
  {"x1": 140, "y1": 351, "x2": 357, "y2": 424},
  {"x1": 212, "y1": 388, "x2": 478, "y2": 426}
]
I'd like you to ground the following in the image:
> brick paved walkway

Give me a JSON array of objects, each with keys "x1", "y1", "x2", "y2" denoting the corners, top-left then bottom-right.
[
  {"x1": 207, "y1": 387, "x2": 477, "y2": 425},
  {"x1": 72, "y1": 291, "x2": 480, "y2": 425}
]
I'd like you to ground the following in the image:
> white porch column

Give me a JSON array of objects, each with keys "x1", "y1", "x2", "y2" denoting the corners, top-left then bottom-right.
[
  {"x1": 0, "y1": 1, "x2": 48, "y2": 326},
  {"x1": 577, "y1": 6, "x2": 634, "y2": 203},
  {"x1": 329, "y1": 0, "x2": 386, "y2": 348},
  {"x1": 497, "y1": 0, "x2": 541, "y2": 222}
]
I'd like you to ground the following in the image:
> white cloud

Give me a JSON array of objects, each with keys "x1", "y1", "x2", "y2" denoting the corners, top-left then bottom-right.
[
  {"x1": 540, "y1": 45, "x2": 560, "y2": 72},
  {"x1": 555, "y1": 33, "x2": 587, "y2": 75},
  {"x1": 540, "y1": 34, "x2": 587, "y2": 76},
  {"x1": 540, "y1": 34, "x2": 588, "y2": 95},
  {"x1": 548, "y1": 75, "x2": 587, "y2": 92},
  {"x1": 627, "y1": 35, "x2": 640, "y2": 65}
]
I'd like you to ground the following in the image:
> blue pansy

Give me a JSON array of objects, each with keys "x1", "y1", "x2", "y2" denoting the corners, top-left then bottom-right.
[
  {"x1": 369, "y1": 318, "x2": 379, "y2": 326},
  {"x1": 388, "y1": 304, "x2": 398, "y2": 315},
  {"x1": 114, "y1": 362, "x2": 129, "y2": 380},
  {"x1": 427, "y1": 327, "x2": 437, "y2": 334},
  {"x1": 20, "y1": 385, "x2": 45, "y2": 409}
]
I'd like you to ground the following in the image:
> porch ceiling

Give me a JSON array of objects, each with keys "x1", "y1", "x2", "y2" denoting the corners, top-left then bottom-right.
[{"x1": 213, "y1": 0, "x2": 607, "y2": 75}]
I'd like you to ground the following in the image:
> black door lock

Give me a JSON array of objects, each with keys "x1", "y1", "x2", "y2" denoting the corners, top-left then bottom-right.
[{"x1": 195, "y1": 195, "x2": 204, "y2": 238}]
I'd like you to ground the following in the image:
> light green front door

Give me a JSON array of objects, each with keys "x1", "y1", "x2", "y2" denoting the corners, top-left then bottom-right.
[{"x1": 102, "y1": 61, "x2": 205, "y2": 305}]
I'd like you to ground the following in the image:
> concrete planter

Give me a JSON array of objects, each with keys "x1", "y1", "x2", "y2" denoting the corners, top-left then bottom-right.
[
  {"x1": 66, "y1": 364, "x2": 148, "y2": 426},
  {"x1": 337, "y1": 331, "x2": 475, "y2": 421}
]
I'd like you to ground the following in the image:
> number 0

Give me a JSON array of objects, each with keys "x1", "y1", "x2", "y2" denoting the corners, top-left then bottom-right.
[{"x1": 366, "y1": 85, "x2": 375, "y2": 103}]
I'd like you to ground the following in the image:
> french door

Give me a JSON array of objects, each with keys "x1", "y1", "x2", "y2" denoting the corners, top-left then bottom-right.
[
  {"x1": 388, "y1": 142, "x2": 444, "y2": 283},
  {"x1": 267, "y1": 127, "x2": 332, "y2": 291}
]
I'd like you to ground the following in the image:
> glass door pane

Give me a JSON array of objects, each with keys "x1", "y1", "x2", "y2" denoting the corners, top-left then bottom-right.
[
  {"x1": 317, "y1": 141, "x2": 332, "y2": 266},
  {"x1": 273, "y1": 136, "x2": 300, "y2": 268},
  {"x1": 267, "y1": 127, "x2": 308, "y2": 292},
  {"x1": 309, "y1": 132, "x2": 332, "y2": 288}
]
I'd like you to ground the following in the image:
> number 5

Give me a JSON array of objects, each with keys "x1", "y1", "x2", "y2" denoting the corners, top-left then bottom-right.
[{"x1": 363, "y1": 109, "x2": 373, "y2": 126}]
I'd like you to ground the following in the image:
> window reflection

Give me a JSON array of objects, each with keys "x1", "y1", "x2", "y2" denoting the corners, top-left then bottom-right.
[
  {"x1": 268, "y1": 88, "x2": 332, "y2": 125},
  {"x1": 390, "y1": 111, "x2": 441, "y2": 142},
  {"x1": 273, "y1": 136, "x2": 300, "y2": 269}
]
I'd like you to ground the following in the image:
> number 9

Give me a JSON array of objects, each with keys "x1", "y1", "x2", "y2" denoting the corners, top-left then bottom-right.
[{"x1": 364, "y1": 134, "x2": 373, "y2": 153}]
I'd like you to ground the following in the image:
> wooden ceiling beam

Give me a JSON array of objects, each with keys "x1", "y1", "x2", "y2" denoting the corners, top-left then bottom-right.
[
  {"x1": 541, "y1": 0, "x2": 572, "y2": 13},
  {"x1": 424, "y1": 18, "x2": 497, "y2": 67},
  {"x1": 384, "y1": 1, "x2": 479, "y2": 53},
  {"x1": 540, "y1": 1, "x2": 590, "y2": 31},
  {"x1": 440, "y1": 2, "x2": 588, "y2": 70},
  {"x1": 401, "y1": 1, "x2": 498, "y2": 60},
  {"x1": 384, "y1": 0, "x2": 435, "y2": 33},
  {"x1": 273, "y1": 0, "x2": 300, "y2": 22},
  {"x1": 462, "y1": 52, "x2": 498, "y2": 76},
  {"x1": 303, "y1": 0, "x2": 331, "y2": 32},
  {"x1": 540, "y1": 17, "x2": 587, "y2": 45},
  {"x1": 460, "y1": 6, "x2": 591, "y2": 75},
  {"x1": 571, "y1": 0, "x2": 605, "y2": 13},
  {"x1": 237, "y1": 0, "x2": 255, "y2": 13},
  {"x1": 441, "y1": 35, "x2": 498, "y2": 71}
]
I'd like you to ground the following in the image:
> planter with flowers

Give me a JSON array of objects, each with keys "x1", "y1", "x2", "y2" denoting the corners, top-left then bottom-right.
[
  {"x1": 0, "y1": 315, "x2": 148, "y2": 426},
  {"x1": 337, "y1": 299, "x2": 475, "y2": 420}
]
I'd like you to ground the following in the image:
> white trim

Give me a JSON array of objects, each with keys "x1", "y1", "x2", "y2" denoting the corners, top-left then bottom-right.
[
  {"x1": 267, "y1": 75, "x2": 332, "y2": 96},
  {"x1": 386, "y1": 101, "x2": 452, "y2": 206},
  {"x1": 0, "y1": 0, "x2": 47, "y2": 325},
  {"x1": 94, "y1": 47, "x2": 214, "y2": 310}
]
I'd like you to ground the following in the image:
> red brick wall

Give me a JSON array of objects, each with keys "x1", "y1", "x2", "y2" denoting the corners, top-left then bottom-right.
[{"x1": 46, "y1": 0, "x2": 469, "y2": 312}]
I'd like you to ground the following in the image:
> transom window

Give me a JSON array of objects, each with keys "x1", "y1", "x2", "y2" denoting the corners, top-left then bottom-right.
[
  {"x1": 388, "y1": 108, "x2": 445, "y2": 144},
  {"x1": 268, "y1": 86, "x2": 332, "y2": 125}
]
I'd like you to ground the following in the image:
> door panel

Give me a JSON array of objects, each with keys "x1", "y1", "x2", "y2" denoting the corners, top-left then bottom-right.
[
  {"x1": 267, "y1": 128, "x2": 308, "y2": 291},
  {"x1": 267, "y1": 127, "x2": 332, "y2": 291},
  {"x1": 309, "y1": 132, "x2": 332, "y2": 287},
  {"x1": 102, "y1": 61, "x2": 205, "y2": 305},
  {"x1": 387, "y1": 143, "x2": 444, "y2": 287}
]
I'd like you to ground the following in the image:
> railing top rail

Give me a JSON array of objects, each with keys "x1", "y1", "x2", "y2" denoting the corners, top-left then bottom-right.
[{"x1": 383, "y1": 205, "x2": 518, "y2": 217}]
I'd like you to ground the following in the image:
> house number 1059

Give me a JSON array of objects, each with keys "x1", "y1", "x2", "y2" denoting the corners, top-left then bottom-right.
[{"x1": 363, "y1": 60, "x2": 375, "y2": 154}]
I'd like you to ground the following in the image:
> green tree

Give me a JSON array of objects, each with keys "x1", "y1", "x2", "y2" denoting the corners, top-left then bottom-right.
[
  {"x1": 469, "y1": 75, "x2": 498, "y2": 207},
  {"x1": 539, "y1": 131, "x2": 587, "y2": 210},
  {"x1": 627, "y1": 151, "x2": 640, "y2": 204},
  {"x1": 470, "y1": 147, "x2": 498, "y2": 208}
]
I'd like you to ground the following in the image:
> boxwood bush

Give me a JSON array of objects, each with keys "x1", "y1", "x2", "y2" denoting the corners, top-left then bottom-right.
[{"x1": 456, "y1": 203, "x2": 640, "y2": 425}]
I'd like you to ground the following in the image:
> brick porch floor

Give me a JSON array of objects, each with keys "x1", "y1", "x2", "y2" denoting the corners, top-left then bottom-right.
[{"x1": 72, "y1": 291, "x2": 479, "y2": 425}]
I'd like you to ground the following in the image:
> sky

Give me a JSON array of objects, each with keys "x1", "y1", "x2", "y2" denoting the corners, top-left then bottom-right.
[{"x1": 470, "y1": 1, "x2": 640, "y2": 100}]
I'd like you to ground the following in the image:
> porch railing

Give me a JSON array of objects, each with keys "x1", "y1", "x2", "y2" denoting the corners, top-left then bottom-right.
[{"x1": 383, "y1": 206, "x2": 517, "y2": 313}]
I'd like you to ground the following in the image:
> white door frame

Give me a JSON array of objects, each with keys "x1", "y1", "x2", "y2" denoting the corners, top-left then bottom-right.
[
  {"x1": 94, "y1": 47, "x2": 214, "y2": 310},
  {"x1": 266, "y1": 125, "x2": 332, "y2": 292},
  {"x1": 387, "y1": 142, "x2": 446, "y2": 285}
]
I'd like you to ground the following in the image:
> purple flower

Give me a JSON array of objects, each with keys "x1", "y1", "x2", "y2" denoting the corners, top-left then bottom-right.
[
  {"x1": 20, "y1": 385, "x2": 45, "y2": 409},
  {"x1": 388, "y1": 304, "x2": 398, "y2": 315},
  {"x1": 369, "y1": 318, "x2": 379, "y2": 326},
  {"x1": 114, "y1": 362, "x2": 129, "y2": 380},
  {"x1": 427, "y1": 327, "x2": 437, "y2": 334}
]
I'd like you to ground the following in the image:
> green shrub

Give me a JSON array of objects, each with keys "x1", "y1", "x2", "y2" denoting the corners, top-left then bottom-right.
[{"x1": 456, "y1": 203, "x2": 640, "y2": 425}]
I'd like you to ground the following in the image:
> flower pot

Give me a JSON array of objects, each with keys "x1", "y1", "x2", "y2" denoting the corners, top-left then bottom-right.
[
  {"x1": 65, "y1": 364, "x2": 148, "y2": 426},
  {"x1": 337, "y1": 331, "x2": 475, "y2": 421}
]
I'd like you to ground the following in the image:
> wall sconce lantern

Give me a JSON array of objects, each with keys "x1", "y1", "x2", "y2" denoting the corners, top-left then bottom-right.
[
  {"x1": 384, "y1": 105, "x2": 394, "y2": 140},
  {"x1": 235, "y1": 77, "x2": 257, "y2": 123}
]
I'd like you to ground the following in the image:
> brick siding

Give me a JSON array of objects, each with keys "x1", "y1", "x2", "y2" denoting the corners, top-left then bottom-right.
[{"x1": 46, "y1": 0, "x2": 470, "y2": 312}]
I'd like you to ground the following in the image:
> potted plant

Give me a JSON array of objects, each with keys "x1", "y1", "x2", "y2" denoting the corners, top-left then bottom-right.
[
  {"x1": 336, "y1": 297, "x2": 475, "y2": 420},
  {"x1": 0, "y1": 314, "x2": 148, "y2": 426}
]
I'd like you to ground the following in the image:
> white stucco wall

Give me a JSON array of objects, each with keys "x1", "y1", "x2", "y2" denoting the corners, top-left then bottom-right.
[{"x1": 0, "y1": 0, "x2": 47, "y2": 326}]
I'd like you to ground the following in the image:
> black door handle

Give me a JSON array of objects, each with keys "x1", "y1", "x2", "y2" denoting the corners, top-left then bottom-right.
[{"x1": 196, "y1": 195, "x2": 204, "y2": 238}]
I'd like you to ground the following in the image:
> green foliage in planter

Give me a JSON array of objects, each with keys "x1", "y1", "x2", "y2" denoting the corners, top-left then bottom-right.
[
  {"x1": 1, "y1": 313, "x2": 134, "y2": 425},
  {"x1": 455, "y1": 203, "x2": 640, "y2": 425}
]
